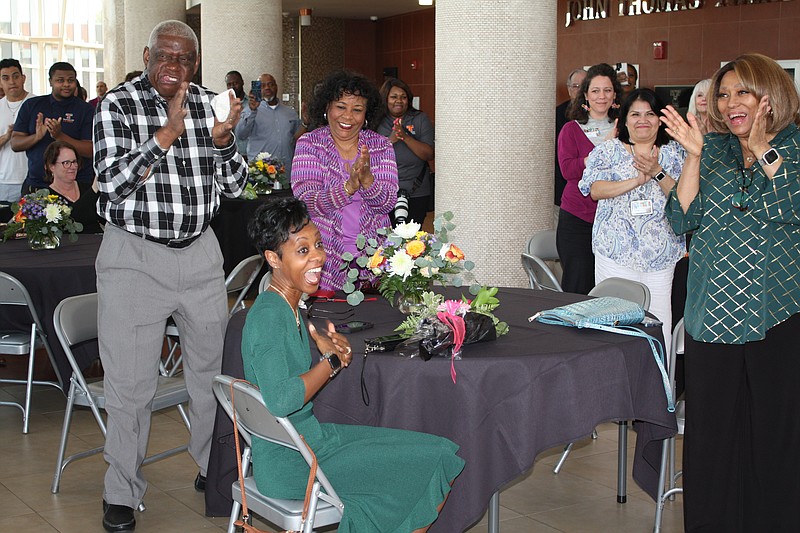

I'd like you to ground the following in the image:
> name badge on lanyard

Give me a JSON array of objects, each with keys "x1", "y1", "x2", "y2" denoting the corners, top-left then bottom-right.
[{"x1": 630, "y1": 199, "x2": 653, "y2": 216}]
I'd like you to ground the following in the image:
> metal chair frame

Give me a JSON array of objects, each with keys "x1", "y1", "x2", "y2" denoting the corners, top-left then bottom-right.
[
  {"x1": 0, "y1": 271, "x2": 61, "y2": 433},
  {"x1": 50, "y1": 292, "x2": 191, "y2": 494},
  {"x1": 553, "y1": 277, "x2": 653, "y2": 504},
  {"x1": 212, "y1": 375, "x2": 344, "y2": 533},
  {"x1": 653, "y1": 318, "x2": 685, "y2": 532},
  {"x1": 526, "y1": 229, "x2": 559, "y2": 261},
  {"x1": 162, "y1": 255, "x2": 264, "y2": 377},
  {"x1": 521, "y1": 253, "x2": 562, "y2": 292}
]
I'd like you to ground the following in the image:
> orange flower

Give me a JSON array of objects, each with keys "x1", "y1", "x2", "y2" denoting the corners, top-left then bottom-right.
[
  {"x1": 445, "y1": 244, "x2": 465, "y2": 262},
  {"x1": 267, "y1": 164, "x2": 277, "y2": 174},
  {"x1": 405, "y1": 239, "x2": 426, "y2": 258},
  {"x1": 368, "y1": 248, "x2": 386, "y2": 269}
]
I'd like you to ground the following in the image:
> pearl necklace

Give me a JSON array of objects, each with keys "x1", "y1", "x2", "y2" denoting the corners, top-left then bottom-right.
[{"x1": 269, "y1": 283, "x2": 300, "y2": 329}]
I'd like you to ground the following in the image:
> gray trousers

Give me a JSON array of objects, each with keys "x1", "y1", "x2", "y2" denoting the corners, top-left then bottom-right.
[{"x1": 96, "y1": 224, "x2": 228, "y2": 508}]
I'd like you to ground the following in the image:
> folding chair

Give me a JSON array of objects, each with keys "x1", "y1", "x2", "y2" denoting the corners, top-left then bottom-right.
[
  {"x1": 521, "y1": 253, "x2": 562, "y2": 291},
  {"x1": 526, "y1": 229, "x2": 558, "y2": 260},
  {"x1": 212, "y1": 374, "x2": 344, "y2": 533},
  {"x1": 553, "y1": 277, "x2": 652, "y2": 504},
  {"x1": 162, "y1": 254, "x2": 264, "y2": 377},
  {"x1": 258, "y1": 270, "x2": 272, "y2": 294},
  {"x1": 51, "y1": 292, "x2": 191, "y2": 494},
  {"x1": 654, "y1": 318, "x2": 685, "y2": 532},
  {"x1": 0, "y1": 271, "x2": 61, "y2": 433}
]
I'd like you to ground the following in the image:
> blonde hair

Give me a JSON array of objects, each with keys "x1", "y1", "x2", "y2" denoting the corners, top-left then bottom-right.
[
  {"x1": 688, "y1": 79, "x2": 711, "y2": 117},
  {"x1": 708, "y1": 53, "x2": 800, "y2": 134}
]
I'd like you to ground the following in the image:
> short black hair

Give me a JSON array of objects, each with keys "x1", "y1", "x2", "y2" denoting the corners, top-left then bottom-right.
[
  {"x1": 248, "y1": 197, "x2": 311, "y2": 260},
  {"x1": 617, "y1": 88, "x2": 671, "y2": 147},
  {"x1": 49, "y1": 61, "x2": 76, "y2": 79},
  {"x1": 308, "y1": 70, "x2": 383, "y2": 132},
  {"x1": 226, "y1": 70, "x2": 243, "y2": 79},
  {"x1": 0, "y1": 58, "x2": 23, "y2": 73}
]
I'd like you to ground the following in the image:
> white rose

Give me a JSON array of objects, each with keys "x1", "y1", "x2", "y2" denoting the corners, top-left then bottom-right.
[{"x1": 394, "y1": 221, "x2": 421, "y2": 240}]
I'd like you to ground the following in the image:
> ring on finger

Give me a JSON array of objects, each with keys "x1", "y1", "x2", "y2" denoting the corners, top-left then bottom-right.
[{"x1": 345, "y1": 347, "x2": 352, "y2": 355}]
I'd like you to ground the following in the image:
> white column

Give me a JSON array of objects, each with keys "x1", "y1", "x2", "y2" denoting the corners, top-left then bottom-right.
[
  {"x1": 201, "y1": 0, "x2": 283, "y2": 94},
  {"x1": 124, "y1": 0, "x2": 186, "y2": 77},
  {"x1": 436, "y1": 0, "x2": 557, "y2": 288}
]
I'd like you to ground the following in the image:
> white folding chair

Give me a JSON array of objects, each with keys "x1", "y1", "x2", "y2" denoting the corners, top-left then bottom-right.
[
  {"x1": 51, "y1": 293, "x2": 191, "y2": 494},
  {"x1": 0, "y1": 271, "x2": 61, "y2": 433},
  {"x1": 162, "y1": 254, "x2": 264, "y2": 377},
  {"x1": 212, "y1": 375, "x2": 344, "y2": 533},
  {"x1": 553, "y1": 277, "x2": 652, "y2": 504},
  {"x1": 654, "y1": 318, "x2": 685, "y2": 532},
  {"x1": 521, "y1": 253, "x2": 562, "y2": 292}
]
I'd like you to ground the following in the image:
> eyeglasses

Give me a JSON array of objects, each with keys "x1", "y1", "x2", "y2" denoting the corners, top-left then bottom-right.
[
  {"x1": 55, "y1": 160, "x2": 79, "y2": 168},
  {"x1": 731, "y1": 166, "x2": 754, "y2": 212},
  {"x1": 306, "y1": 300, "x2": 354, "y2": 320},
  {"x1": 567, "y1": 84, "x2": 581, "y2": 90}
]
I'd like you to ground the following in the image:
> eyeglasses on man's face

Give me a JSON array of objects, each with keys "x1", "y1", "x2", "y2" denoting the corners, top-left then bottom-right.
[{"x1": 55, "y1": 159, "x2": 79, "y2": 169}]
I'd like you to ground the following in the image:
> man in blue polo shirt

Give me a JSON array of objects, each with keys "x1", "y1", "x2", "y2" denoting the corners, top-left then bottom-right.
[{"x1": 11, "y1": 61, "x2": 93, "y2": 192}]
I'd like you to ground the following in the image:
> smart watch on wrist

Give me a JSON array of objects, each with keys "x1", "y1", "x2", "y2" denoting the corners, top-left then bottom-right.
[
  {"x1": 758, "y1": 147, "x2": 779, "y2": 166},
  {"x1": 653, "y1": 170, "x2": 666, "y2": 182},
  {"x1": 321, "y1": 351, "x2": 342, "y2": 378}
]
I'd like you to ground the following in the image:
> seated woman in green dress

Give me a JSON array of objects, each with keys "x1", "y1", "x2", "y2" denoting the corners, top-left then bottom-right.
[{"x1": 243, "y1": 196, "x2": 465, "y2": 532}]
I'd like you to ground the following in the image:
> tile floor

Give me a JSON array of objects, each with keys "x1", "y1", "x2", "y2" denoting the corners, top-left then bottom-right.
[{"x1": 0, "y1": 382, "x2": 685, "y2": 532}]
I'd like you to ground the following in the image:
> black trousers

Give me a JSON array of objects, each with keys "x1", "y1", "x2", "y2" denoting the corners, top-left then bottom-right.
[
  {"x1": 683, "y1": 313, "x2": 800, "y2": 532},
  {"x1": 555, "y1": 208, "x2": 594, "y2": 294}
]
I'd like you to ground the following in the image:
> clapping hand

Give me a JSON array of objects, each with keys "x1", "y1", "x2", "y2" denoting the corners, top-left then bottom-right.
[
  {"x1": 44, "y1": 117, "x2": 63, "y2": 140},
  {"x1": 212, "y1": 89, "x2": 242, "y2": 147},
  {"x1": 345, "y1": 145, "x2": 374, "y2": 191},
  {"x1": 389, "y1": 117, "x2": 405, "y2": 144},
  {"x1": 661, "y1": 105, "x2": 703, "y2": 157},
  {"x1": 633, "y1": 145, "x2": 661, "y2": 180},
  {"x1": 309, "y1": 321, "x2": 353, "y2": 369},
  {"x1": 748, "y1": 94, "x2": 773, "y2": 155}
]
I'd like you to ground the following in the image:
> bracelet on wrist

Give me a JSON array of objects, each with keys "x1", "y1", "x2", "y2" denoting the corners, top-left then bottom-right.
[{"x1": 343, "y1": 182, "x2": 354, "y2": 195}]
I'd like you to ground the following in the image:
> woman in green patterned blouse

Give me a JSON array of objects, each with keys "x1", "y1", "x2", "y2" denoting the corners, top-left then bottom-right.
[{"x1": 661, "y1": 54, "x2": 800, "y2": 532}]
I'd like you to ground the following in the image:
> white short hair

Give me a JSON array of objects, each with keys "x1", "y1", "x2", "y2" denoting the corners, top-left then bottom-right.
[
  {"x1": 688, "y1": 79, "x2": 712, "y2": 117},
  {"x1": 147, "y1": 20, "x2": 198, "y2": 53}
]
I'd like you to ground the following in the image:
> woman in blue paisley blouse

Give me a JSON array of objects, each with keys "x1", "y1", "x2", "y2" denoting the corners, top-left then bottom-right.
[
  {"x1": 579, "y1": 88, "x2": 685, "y2": 343},
  {"x1": 661, "y1": 53, "x2": 800, "y2": 532}
]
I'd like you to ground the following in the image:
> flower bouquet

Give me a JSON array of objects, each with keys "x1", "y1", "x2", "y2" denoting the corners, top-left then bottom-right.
[
  {"x1": 2, "y1": 189, "x2": 83, "y2": 249},
  {"x1": 394, "y1": 288, "x2": 510, "y2": 383},
  {"x1": 342, "y1": 212, "x2": 477, "y2": 308},
  {"x1": 246, "y1": 151, "x2": 288, "y2": 195}
]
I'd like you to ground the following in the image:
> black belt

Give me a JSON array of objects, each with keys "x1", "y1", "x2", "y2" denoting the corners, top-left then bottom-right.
[{"x1": 142, "y1": 233, "x2": 202, "y2": 249}]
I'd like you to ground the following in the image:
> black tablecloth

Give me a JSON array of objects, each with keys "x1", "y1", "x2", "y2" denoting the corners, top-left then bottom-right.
[
  {"x1": 210, "y1": 192, "x2": 290, "y2": 276},
  {"x1": 206, "y1": 288, "x2": 677, "y2": 529},
  {"x1": 0, "y1": 235, "x2": 103, "y2": 388}
]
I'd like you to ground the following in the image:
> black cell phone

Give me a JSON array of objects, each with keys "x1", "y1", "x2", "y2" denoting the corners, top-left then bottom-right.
[
  {"x1": 335, "y1": 320, "x2": 374, "y2": 334},
  {"x1": 250, "y1": 80, "x2": 262, "y2": 100}
]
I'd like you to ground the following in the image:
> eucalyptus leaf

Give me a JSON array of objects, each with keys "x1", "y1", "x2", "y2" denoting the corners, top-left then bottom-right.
[
  {"x1": 356, "y1": 234, "x2": 366, "y2": 248},
  {"x1": 356, "y1": 256, "x2": 369, "y2": 268},
  {"x1": 341, "y1": 251, "x2": 354, "y2": 262},
  {"x1": 469, "y1": 283, "x2": 481, "y2": 295},
  {"x1": 347, "y1": 291, "x2": 365, "y2": 306},
  {"x1": 464, "y1": 260, "x2": 475, "y2": 270},
  {"x1": 347, "y1": 268, "x2": 359, "y2": 280},
  {"x1": 368, "y1": 238, "x2": 378, "y2": 248},
  {"x1": 343, "y1": 281, "x2": 355, "y2": 293},
  {"x1": 443, "y1": 211, "x2": 454, "y2": 221}
]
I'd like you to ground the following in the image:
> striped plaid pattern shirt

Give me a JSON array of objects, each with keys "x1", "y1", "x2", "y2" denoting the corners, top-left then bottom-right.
[
  {"x1": 665, "y1": 124, "x2": 800, "y2": 344},
  {"x1": 94, "y1": 74, "x2": 247, "y2": 240}
]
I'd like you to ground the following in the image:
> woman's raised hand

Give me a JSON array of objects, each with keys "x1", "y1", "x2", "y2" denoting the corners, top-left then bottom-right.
[
  {"x1": 633, "y1": 145, "x2": 661, "y2": 178},
  {"x1": 748, "y1": 94, "x2": 773, "y2": 155},
  {"x1": 661, "y1": 105, "x2": 703, "y2": 157},
  {"x1": 349, "y1": 145, "x2": 374, "y2": 190}
]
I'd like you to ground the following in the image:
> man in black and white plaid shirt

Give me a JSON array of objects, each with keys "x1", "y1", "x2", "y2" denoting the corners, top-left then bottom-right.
[{"x1": 93, "y1": 20, "x2": 247, "y2": 532}]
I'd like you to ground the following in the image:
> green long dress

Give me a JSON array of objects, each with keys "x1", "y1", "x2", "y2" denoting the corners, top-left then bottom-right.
[{"x1": 241, "y1": 291, "x2": 465, "y2": 532}]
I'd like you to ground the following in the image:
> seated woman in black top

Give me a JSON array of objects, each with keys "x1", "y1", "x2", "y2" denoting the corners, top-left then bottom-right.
[{"x1": 43, "y1": 140, "x2": 102, "y2": 233}]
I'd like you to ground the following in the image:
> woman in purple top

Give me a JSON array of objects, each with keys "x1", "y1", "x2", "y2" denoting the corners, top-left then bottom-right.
[
  {"x1": 291, "y1": 71, "x2": 398, "y2": 291},
  {"x1": 556, "y1": 63, "x2": 622, "y2": 294}
]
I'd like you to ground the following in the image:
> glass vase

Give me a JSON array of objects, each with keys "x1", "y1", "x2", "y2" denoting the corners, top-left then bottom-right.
[
  {"x1": 28, "y1": 232, "x2": 60, "y2": 250},
  {"x1": 395, "y1": 292, "x2": 424, "y2": 315}
]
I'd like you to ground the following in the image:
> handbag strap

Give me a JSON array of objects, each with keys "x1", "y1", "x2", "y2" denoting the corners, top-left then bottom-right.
[
  {"x1": 580, "y1": 324, "x2": 675, "y2": 412},
  {"x1": 230, "y1": 379, "x2": 319, "y2": 533}
]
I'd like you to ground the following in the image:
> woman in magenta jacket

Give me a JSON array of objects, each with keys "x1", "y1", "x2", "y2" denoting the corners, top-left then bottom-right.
[{"x1": 556, "y1": 63, "x2": 622, "y2": 294}]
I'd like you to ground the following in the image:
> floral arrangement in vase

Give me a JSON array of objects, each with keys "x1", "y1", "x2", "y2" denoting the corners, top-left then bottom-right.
[
  {"x1": 244, "y1": 151, "x2": 288, "y2": 196},
  {"x1": 342, "y1": 212, "x2": 477, "y2": 308},
  {"x1": 2, "y1": 189, "x2": 83, "y2": 249}
]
